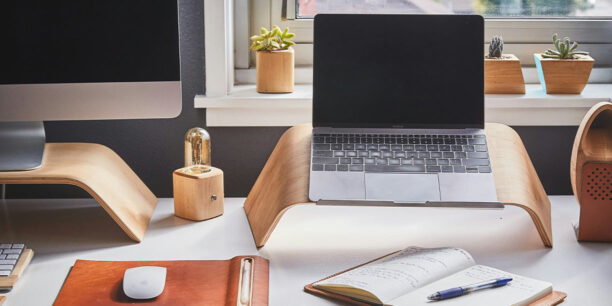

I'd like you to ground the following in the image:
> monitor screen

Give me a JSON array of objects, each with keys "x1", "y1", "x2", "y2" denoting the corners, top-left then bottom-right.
[
  {"x1": 313, "y1": 14, "x2": 484, "y2": 129},
  {"x1": 0, "y1": 0, "x2": 181, "y2": 121},
  {"x1": 0, "y1": 1, "x2": 179, "y2": 84}
]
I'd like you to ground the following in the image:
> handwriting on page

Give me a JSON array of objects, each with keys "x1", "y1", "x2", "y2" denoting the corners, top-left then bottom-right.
[{"x1": 316, "y1": 247, "x2": 475, "y2": 303}]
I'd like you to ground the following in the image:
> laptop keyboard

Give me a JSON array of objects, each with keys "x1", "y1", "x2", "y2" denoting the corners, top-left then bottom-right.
[{"x1": 312, "y1": 133, "x2": 491, "y2": 174}]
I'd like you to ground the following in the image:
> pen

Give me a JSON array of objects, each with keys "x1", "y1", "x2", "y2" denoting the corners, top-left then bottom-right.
[{"x1": 427, "y1": 277, "x2": 512, "y2": 301}]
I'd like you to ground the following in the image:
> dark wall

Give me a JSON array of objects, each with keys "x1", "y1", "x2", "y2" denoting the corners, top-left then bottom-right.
[{"x1": 4, "y1": 1, "x2": 580, "y2": 198}]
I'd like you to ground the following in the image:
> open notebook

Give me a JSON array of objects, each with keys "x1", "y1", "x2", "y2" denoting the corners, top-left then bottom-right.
[{"x1": 306, "y1": 247, "x2": 565, "y2": 306}]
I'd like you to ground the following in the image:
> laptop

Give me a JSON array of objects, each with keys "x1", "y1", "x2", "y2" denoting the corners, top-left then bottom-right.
[{"x1": 309, "y1": 14, "x2": 498, "y2": 206}]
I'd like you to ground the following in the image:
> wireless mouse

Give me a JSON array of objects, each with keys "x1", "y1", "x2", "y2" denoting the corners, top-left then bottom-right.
[{"x1": 123, "y1": 266, "x2": 167, "y2": 299}]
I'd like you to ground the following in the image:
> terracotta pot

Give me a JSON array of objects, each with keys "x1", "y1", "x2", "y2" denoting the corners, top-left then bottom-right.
[
  {"x1": 255, "y1": 48, "x2": 294, "y2": 93},
  {"x1": 534, "y1": 53, "x2": 594, "y2": 94},
  {"x1": 484, "y1": 54, "x2": 525, "y2": 94}
]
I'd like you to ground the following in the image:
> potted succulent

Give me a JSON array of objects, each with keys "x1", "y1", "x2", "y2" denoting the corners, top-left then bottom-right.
[
  {"x1": 250, "y1": 26, "x2": 295, "y2": 93},
  {"x1": 484, "y1": 36, "x2": 525, "y2": 94},
  {"x1": 534, "y1": 34, "x2": 594, "y2": 94}
]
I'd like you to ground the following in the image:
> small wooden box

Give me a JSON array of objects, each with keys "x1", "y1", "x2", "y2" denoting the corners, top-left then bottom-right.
[
  {"x1": 577, "y1": 162, "x2": 612, "y2": 242},
  {"x1": 173, "y1": 167, "x2": 224, "y2": 221}
]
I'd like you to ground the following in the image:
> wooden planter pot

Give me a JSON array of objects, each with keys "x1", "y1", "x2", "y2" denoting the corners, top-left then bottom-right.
[
  {"x1": 256, "y1": 48, "x2": 294, "y2": 93},
  {"x1": 484, "y1": 54, "x2": 525, "y2": 94},
  {"x1": 570, "y1": 102, "x2": 612, "y2": 242},
  {"x1": 534, "y1": 53, "x2": 594, "y2": 94}
]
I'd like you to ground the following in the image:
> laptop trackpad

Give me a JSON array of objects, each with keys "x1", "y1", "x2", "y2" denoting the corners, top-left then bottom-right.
[{"x1": 365, "y1": 173, "x2": 440, "y2": 202}]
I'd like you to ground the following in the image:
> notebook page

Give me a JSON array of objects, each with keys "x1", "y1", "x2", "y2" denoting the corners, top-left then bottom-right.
[
  {"x1": 389, "y1": 265, "x2": 552, "y2": 306},
  {"x1": 315, "y1": 247, "x2": 475, "y2": 303}
]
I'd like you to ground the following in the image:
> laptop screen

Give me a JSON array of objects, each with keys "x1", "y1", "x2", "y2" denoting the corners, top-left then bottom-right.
[{"x1": 313, "y1": 14, "x2": 484, "y2": 129}]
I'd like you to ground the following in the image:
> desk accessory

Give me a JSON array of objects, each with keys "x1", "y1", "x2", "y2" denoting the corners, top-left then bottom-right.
[
  {"x1": 251, "y1": 26, "x2": 295, "y2": 93},
  {"x1": 534, "y1": 34, "x2": 594, "y2": 94},
  {"x1": 0, "y1": 143, "x2": 157, "y2": 242},
  {"x1": 244, "y1": 123, "x2": 553, "y2": 248},
  {"x1": 123, "y1": 266, "x2": 167, "y2": 299},
  {"x1": 485, "y1": 36, "x2": 525, "y2": 94},
  {"x1": 571, "y1": 102, "x2": 612, "y2": 241},
  {"x1": 184, "y1": 127, "x2": 211, "y2": 168},
  {"x1": 305, "y1": 247, "x2": 566, "y2": 306},
  {"x1": 173, "y1": 166, "x2": 224, "y2": 221},
  {"x1": 53, "y1": 256, "x2": 269, "y2": 306},
  {"x1": 427, "y1": 277, "x2": 512, "y2": 301},
  {"x1": 0, "y1": 244, "x2": 34, "y2": 289}
]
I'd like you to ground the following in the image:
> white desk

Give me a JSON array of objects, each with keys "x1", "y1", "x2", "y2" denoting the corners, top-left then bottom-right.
[{"x1": 0, "y1": 197, "x2": 611, "y2": 305}]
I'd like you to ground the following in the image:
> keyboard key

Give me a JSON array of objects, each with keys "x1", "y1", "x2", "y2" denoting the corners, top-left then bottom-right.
[
  {"x1": 444, "y1": 138, "x2": 456, "y2": 144},
  {"x1": 367, "y1": 144, "x2": 378, "y2": 150},
  {"x1": 356, "y1": 144, "x2": 366, "y2": 150},
  {"x1": 418, "y1": 152, "x2": 430, "y2": 158},
  {"x1": 352, "y1": 158, "x2": 364, "y2": 164},
  {"x1": 415, "y1": 145, "x2": 426, "y2": 151},
  {"x1": 0, "y1": 244, "x2": 11, "y2": 249},
  {"x1": 427, "y1": 145, "x2": 438, "y2": 151},
  {"x1": 376, "y1": 158, "x2": 388, "y2": 165},
  {"x1": 395, "y1": 152, "x2": 406, "y2": 158},
  {"x1": 350, "y1": 165, "x2": 364, "y2": 171},
  {"x1": 312, "y1": 164, "x2": 324, "y2": 171},
  {"x1": 443, "y1": 152, "x2": 454, "y2": 158},
  {"x1": 349, "y1": 138, "x2": 360, "y2": 144},
  {"x1": 379, "y1": 145, "x2": 390, "y2": 151},
  {"x1": 464, "y1": 159, "x2": 490, "y2": 166},
  {"x1": 442, "y1": 165, "x2": 453, "y2": 172},
  {"x1": 331, "y1": 144, "x2": 343, "y2": 150},
  {"x1": 333, "y1": 151, "x2": 345, "y2": 157},
  {"x1": 343, "y1": 144, "x2": 355, "y2": 150},
  {"x1": 469, "y1": 138, "x2": 486, "y2": 145},
  {"x1": 313, "y1": 151, "x2": 333, "y2": 157},
  {"x1": 438, "y1": 159, "x2": 449, "y2": 165},
  {"x1": 0, "y1": 271, "x2": 10, "y2": 276},
  {"x1": 0, "y1": 265, "x2": 12, "y2": 271},
  {"x1": 467, "y1": 167, "x2": 479, "y2": 173},
  {"x1": 313, "y1": 157, "x2": 338, "y2": 164},
  {"x1": 313, "y1": 136, "x2": 325, "y2": 143},
  {"x1": 340, "y1": 158, "x2": 351, "y2": 164},
  {"x1": 450, "y1": 159, "x2": 462, "y2": 165},
  {"x1": 468, "y1": 152, "x2": 489, "y2": 159},
  {"x1": 463, "y1": 145, "x2": 474, "y2": 152},
  {"x1": 337, "y1": 164, "x2": 348, "y2": 171},
  {"x1": 358, "y1": 151, "x2": 369, "y2": 157},
  {"x1": 401, "y1": 159, "x2": 413, "y2": 165},
  {"x1": 427, "y1": 166, "x2": 441, "y2": 172},
  {"x1": 456, "y1": 139, "x2": 468, "y2": 145},
  {"x1": 385, "y1": 138, "x2": 396, "y2": 144},
  {"x1": 433, "y1": 138, "x2": 444, "y2": 144},
  {"x1": 0, "y1": 260, "x2": 16, "y2": 265},
  {"x1": 455, "y1": 152, "x2": 467, "y2": 159},
  {"x1": 414, "y1": 158, "x2": 425, "y2": 165},
  {"x1": 324, "y1": 165, "x2": 336, "y2": 171},
  {"x1": 325, "y1": 137, "x2": 336, "y2": 143},
  {"x1": 403, "y1": 145, "x2": 415, "y2": 151},
  {"x1": 6, "y1": 254, "x2": 18, "y2": 260},
  {"x1": 391, "y1": 145, "x2": 403, "y2": 151},
  {"x1": 313, "y1": 144, "x2": 330, "y2": 150},
  {"x1": 454, "y1": 166, "x2": 466, "y2": 173},
  {"x1": 439, "y1": 145, "x2": 451, "y2": 151},
  {"x1": 421, "y1": 138, "x2": 432, "y2": 144},
  {"x1": 474, "y1": 134, "x2": 486, "y2": 138},
  {"x1": 389, "y1": 158, "x2": 400, "y2": 165},
  {"x1": 475, "y1": 145, "x2": 488, "y2": 152},
  {"x1": 365, "y1": 158, "x2": 375, "y2": 164},
  {"x1": 370, "y1": 151, "x2": 381, "y2": 157},
  {"x1": 479, "y1": 166, "x2": 492, "y2": 173},
  {"x1": 430, "y1": 152, "x2": 442, "y2": 158},
  {"x1": 365, "y1": 165, "x2": 426, "y2": 172},
  {"x1": 406, "y1": 152, "x2": 418, "y2": 158},
  {"x1": 347, "y1": 151, "x2": 357, "y2": 157},
  {"x1": 338, "y1": 138, "x2": 348, "y2": 144},
  {"x1": 426, "y1": 159, "x2": 437, "y2": 165},
  {"x1": 382, "y1": 151, "x2": 393, "y2": 158}
]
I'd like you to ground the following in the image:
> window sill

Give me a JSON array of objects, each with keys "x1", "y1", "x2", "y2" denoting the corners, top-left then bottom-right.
[{"x1": 195, "y1": 84, "x2": 612, "y2": 127}]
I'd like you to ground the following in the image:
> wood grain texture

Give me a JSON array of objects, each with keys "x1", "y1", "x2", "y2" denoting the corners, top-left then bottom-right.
[
  {"x1": 534, "y1": 53, "x2": 594, "y2": 94},
  {"x1": 0, "y1": 296, "x2": 5, "y2": 305},
  {"x1": 0, "y1": 249, "x2": 34, "y2": 289},
  {"x1": 0, "y1": 143, "x2": 157, "y2": 242},
  {"x1": 173, "y1": 167, "x2": 224, "y2": 221},
  {"x1": 570, "y1": 102, "x2": 612, "y2": 241},
  {"x1": 53, "y1": 256, "x2": 269, "y2": 306},
  {"x1": 484, "y1": 54, "x2": 525, "y2": 94},
  {"x1": 244, "y1": 123, "x2": 553, "y2": 248},
  {"x1": 256, "y1": 49, "x2": 294, "y2": 93}
]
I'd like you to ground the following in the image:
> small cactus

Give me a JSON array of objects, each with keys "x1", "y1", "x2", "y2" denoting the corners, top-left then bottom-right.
[
  {"x1": 249, "y1": 26, "x2": 295, "y2": 51},
  {"x1": 541, "y1": 33, "x2": 589, "y2": 59},
  {"x1": 488, "y1": 36, "x2": 503, "y2": 58}
]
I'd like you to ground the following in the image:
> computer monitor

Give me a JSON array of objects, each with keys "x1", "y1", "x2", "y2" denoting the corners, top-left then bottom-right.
[{"x1": 0, "y1": 1, "x2": 181, "y2": 171}]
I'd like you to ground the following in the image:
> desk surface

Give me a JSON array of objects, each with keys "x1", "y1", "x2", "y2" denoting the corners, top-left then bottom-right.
[{"x1": 0, "y1": 196, "x2": 610, "y2": 305}]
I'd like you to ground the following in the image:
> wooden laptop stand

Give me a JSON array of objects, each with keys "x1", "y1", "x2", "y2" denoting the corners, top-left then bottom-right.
[
  {"x1": 244, "y1": 123, "x2": 553, "y2": 248},
  {"x1": 0, "y1": 143, "x2": 157, "y2": 242}
]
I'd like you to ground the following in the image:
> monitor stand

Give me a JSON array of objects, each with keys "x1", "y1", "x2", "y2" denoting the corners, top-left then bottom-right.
[{"x1": 0, "y1": 122, "x2": 45, "y2": 171}]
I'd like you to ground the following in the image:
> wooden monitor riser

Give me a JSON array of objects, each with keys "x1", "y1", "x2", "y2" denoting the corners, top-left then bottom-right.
[
  {"x1": 244, "y1": 123, "x2": 553, "y2": 248},
  {"x1": 0, "y1": 143, "x2": 157, "y2": 242}
]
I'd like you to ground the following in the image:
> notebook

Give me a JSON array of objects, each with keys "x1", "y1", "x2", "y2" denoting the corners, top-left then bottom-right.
[
  {"x1": 53, "y1": 256, "x2": 269, "y2": 306},
  {"x1": 305, "y1": 247, "x2": 566, "y2": 306}
]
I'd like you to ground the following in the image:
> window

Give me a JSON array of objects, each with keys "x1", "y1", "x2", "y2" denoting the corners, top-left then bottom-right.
[{"x1": 239, "y1": 0, "x2": 612, "y2": 84}]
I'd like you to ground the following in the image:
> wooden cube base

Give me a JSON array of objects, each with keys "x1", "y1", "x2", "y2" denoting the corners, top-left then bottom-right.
[{"x1": 173, "y1": 167, "x2": 224, "y2": 221}]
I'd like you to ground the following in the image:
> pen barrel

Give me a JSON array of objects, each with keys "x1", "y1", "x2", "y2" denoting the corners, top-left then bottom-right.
[{"x1": 438, "y1": 287, "x2": 464, "y2": 299}]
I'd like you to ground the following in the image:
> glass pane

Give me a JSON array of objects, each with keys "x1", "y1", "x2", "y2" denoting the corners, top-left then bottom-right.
[{"x1": 296, "y1": 0, "x2": 610, "y2": 18}]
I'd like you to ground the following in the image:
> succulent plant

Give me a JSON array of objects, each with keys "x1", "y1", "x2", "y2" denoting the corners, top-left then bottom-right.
[
  {"x1": 542, "y1": 33, "x2": 589, "y2": 59},
  {"x1": 250, "y1": 26, "x2": 295, "y2": 51},
  {"x1": 488, "y1": 36, "x2": 503, "y2": 58}
]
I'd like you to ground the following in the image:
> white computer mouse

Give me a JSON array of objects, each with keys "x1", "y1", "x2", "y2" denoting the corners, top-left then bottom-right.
[{"x1": 123, "y1": 266, "x2": 167, "y2": 299}]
